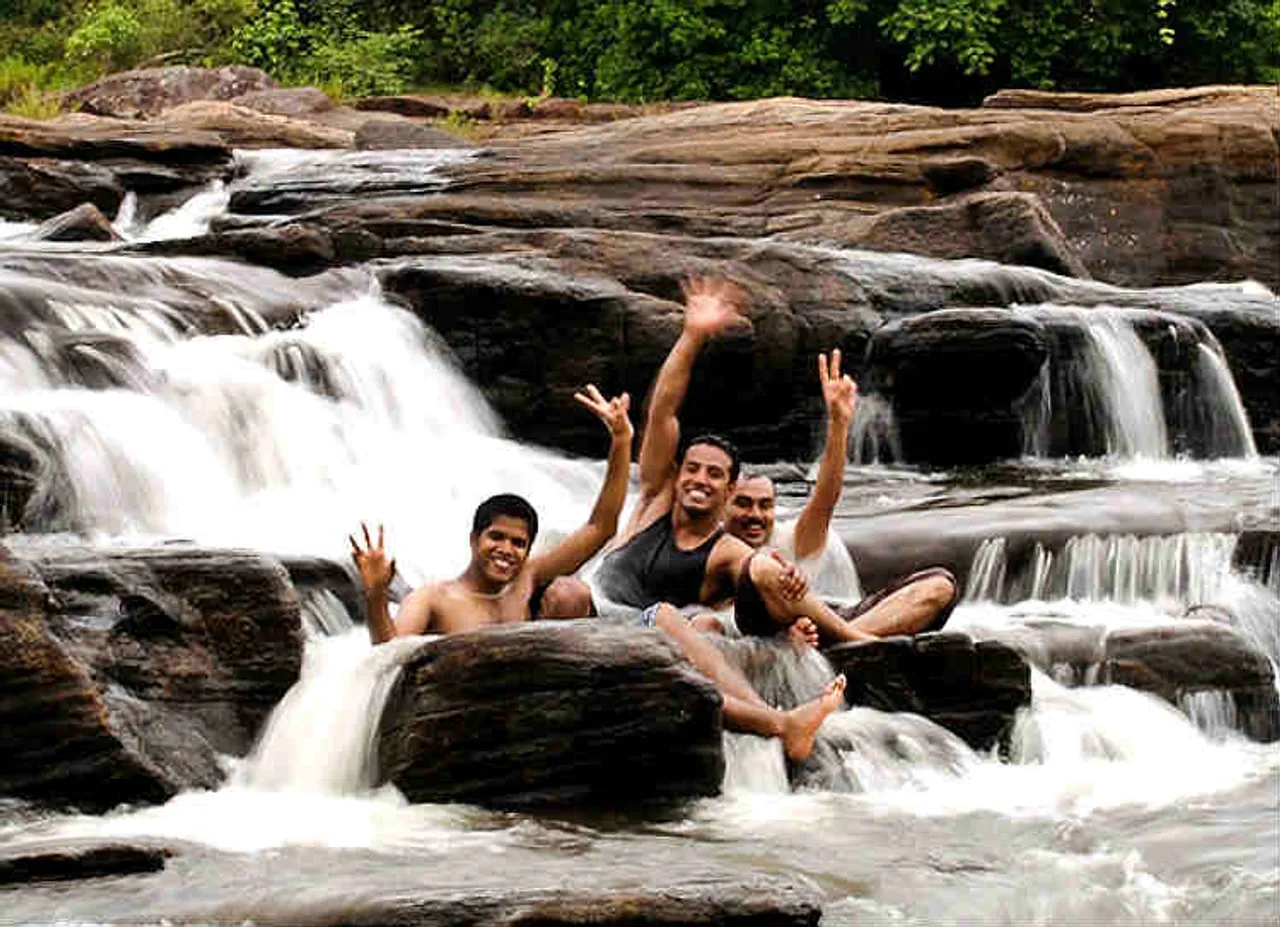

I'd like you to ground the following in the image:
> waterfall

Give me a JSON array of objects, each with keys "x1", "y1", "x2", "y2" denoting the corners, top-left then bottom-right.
[
  {"x1": 0, "y1": 255, "x2": 600, "y2": 583},
  {"x1": 1075, "y1": 313, "x2": 1168, "y2": 457},
  {"x1": 962, "y1": 532, "x2": 1239, "y2": 609},
  {"x1": 238, "y1": 630, "x2": 425, "y2": 795},
  {"x1": 1189, "y1": 342, "x2": 1258, "y2": 459},
  {"x1": 850, "y1": 392, "x2": 901, "y2": 465}
]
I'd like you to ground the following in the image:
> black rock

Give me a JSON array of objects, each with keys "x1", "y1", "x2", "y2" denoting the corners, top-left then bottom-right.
[{"x1": 377, "y1": 621, "x2": 725, "y2": 809}]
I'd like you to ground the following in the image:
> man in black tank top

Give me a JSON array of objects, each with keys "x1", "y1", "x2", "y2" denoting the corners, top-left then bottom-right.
[{"x1": 593, "y1": 279, "x2": 876, "y2": 649}]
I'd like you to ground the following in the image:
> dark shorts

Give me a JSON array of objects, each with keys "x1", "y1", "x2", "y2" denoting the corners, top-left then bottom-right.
[
  {"x1": 836, "y1": 567, "x2": 958, "y2": 633},
  {"x1": 733, "y1": 553, "x2": 778, "y2": 638}
]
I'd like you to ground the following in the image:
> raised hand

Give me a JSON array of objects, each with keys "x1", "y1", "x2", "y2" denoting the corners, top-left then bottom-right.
[
  {"x1": 818, "y1": 349, "x2": 858, "y2": 428},
  {"x1": 680, "y1": 276, "x2": 749, "y2": 339},
  {"x1": 574, "y1": 384, "x2": 633, "y2": 442},
  {"x1": 771, "y1": 549, "x2": 810, "y2": 602},
  {"x1": 349, "y1": 522, "x2": 396, "y2": 594}
]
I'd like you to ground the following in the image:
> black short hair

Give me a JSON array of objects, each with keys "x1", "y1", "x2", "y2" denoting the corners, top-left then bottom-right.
[
  {"x1": 472, "y1": 493, "x2": 539, "y2": 544},
  {"x1": 679, "y1": 433, "x2": 741, "y2": 482}
]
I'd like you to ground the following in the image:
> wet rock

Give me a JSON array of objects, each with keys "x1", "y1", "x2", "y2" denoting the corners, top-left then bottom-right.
[
  {"x1": 63, "y1": 65, "x2": 276, "y2": 119},
  {"x1": 0, "y1": 114, "x2": 230, "y2": 220},
  {"x1": 0, "y1": 432, "x2": 41, "y2": 533},
  {"x1": 1101, "y1": 621, "x2": 1278, "y2": 741},
  {"x1": 862, "y1": 309, "x2": 1052, "y2": 466},
  {"x1": 374, "y1": 239, "x2": 881, "y2": 459},
  {"x1": 378, "y1": 621, "x2": 724, "y2": 809},
  {"x1": 0, "y1": 545, "x2": 304, "y2": 810},
  {"x1": 824, "y1": 633, "x2": 1032, "y2": 752},
  {"x1": 0, "y1": 840, "x2": 169, "y2": 884},
  {"x1": 30, "y1": 203, "x2": 120, "y2": 242},
  {"x1": 0, "y1": 156, "x2": 124, "y2": 221},
  {"x1": 411, "y1": 90, "x2": 1278, "y2": 288},
  {"x1": 138, "y1": 223, "x2": 338, "y2": 275},
  {"x1": 354, "y1": 118, "x2": 471, "y2": 150},
  {"x1": 333, "y1": 877, "x2": 823, "y2": 926}
]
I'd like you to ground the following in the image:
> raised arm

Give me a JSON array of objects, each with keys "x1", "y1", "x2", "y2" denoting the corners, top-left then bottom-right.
[
  {"x1": 528, "y1": 386, "x2": 634, "y2": 584},
  {"x1": 636, "y1": 277, "x2": 747, "y2": 502},
  {"x1": 349, "y1": 522, "x2": 433, "y2": 644},
  {"x1": 792, "y1": 350, "x2": 858, "y2": 561}
]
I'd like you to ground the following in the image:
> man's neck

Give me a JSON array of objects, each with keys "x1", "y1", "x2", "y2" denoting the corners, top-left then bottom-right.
[
  {"x1": 457, "y1": 566, "x2": 514, "y2": 598},
  {"x1": 671, "y1": 504, "x2": 722, "y2": 544}
]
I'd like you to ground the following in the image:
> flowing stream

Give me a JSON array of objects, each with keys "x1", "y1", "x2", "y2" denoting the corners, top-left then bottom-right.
[{"x1": 0, "y1": 154, "x2": 1277, "y2": 925}]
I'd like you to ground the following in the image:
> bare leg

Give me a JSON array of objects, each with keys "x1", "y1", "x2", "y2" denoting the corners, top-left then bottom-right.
[
  {"x1": 846, "y1": 574, "x2": 957, "y2": 638},
  {"x1": 653, "y1": 604, "x2": 847, "y2": 762},
  {"x1": 654, "y1": 604, "x2": 763, "y2": 705},
  {"x1": 745, "y1": 554, "x2": 876, "y2": 644}
]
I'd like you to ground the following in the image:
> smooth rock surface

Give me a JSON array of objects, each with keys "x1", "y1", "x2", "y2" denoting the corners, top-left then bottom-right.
[
  {"x1": 378, "y1": 621, "x2": 724, "y2": 809},
  {"x1": 824, "y1": 633, "x2": 1032, "y2": 752}
]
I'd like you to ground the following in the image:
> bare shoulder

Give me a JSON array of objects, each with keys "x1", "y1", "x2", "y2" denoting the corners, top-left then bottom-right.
[
  {"x1": 709, "y1": 533, "x2": 754, "y2": 579},
  {"x1": 394, "y1": 582, "x2": 440, "y2": 635}
]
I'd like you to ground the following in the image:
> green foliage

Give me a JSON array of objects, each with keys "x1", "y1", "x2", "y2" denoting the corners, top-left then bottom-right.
[{"x1": 2, "y1": 0, "x2": 1277, "y2": 105}]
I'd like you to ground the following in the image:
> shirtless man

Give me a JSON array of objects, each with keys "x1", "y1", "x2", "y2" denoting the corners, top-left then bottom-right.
[
  {"x1": 724, "y1": 349, "x2": 958, "y2": 644},
  {"x1": 593, "y1": 277, "x2": 878, "y2": 649},
  {"x1": 350, "y1": 383, "x2": 843, "y2": 762}
]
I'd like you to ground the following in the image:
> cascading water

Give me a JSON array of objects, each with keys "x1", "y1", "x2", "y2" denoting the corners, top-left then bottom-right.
[
  {"x1": 1, "y1": 168, "x2": 1276, "y2": 927},
  {"x1": 0, "y1": 254, "x2": 601, "y2": 581},
  {"x1": 1013, "y1": 305, "x2": 1258, "y2": 462}
]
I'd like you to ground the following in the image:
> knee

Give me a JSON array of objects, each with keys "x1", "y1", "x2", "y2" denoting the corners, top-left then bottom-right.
[
  {"x1": 537, "y1": 577, "x2": 594, "y2": 619},
  {"x1": 921, "y1": 571, "x2": 958, "y2": 610}
]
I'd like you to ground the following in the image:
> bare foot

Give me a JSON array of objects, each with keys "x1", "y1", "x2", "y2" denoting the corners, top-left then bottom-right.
[{"x1": 780, "y1": 674, "x2": 846, "y2": 762}]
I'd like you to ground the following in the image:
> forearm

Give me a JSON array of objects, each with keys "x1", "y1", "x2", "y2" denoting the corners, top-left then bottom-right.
[
  {"x1": 793, "y1": 416, "x2": 850, "y2": 560},
  {"x1": 587, "y1": 431, "x2": 632, "y2": 535},
  {"x1": 639, "y1": 330, "x2": 705, "y2": 485},
  {"x1": 650, "y1": 330, "x2": 706, "y2": 420},
  {"x1": 364, "y1": 588, "x2": 396, "y2": 645}
]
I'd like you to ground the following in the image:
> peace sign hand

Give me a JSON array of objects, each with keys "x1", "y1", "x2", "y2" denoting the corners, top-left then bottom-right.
[
  {"x1": 818, "y1": 349, "x2": 858, "y2": 428},
  {"x1": 574, "y1": 384, "x2": 634, "y2": 442},
  {"x1": 349, "y1": 522, "x2": 396, "y2": 594}
]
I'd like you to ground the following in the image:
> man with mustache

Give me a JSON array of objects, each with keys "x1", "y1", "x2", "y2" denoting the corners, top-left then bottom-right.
[
  {"x1": 593, "y1": 278, "x2": 886, "y2": 649},
  {"x1": 722, "y1": 346, "x2": 957, "y2": 645},
  {"x1": 595, "y1": 278, "x2": 955, "y2": 646}
]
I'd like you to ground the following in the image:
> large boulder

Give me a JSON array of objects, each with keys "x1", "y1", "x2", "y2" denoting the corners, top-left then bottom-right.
[
  {"x1": 0, "y1": 545, "x2": 305, "y2": 810},
  {"x1": 377, "y1": 621, "x2": 724, "y2": 809},
  {"x1": 824, "y1": 632, "x2": 1032, "y2": 752},
  {"x1": 62, "y1": 66, "x2": 277, "y2": 119},
  {"x1": 1101, "y1": 621, "x2": 1279, "y2": 741},
  {"x1": 861, "y1": 309, "x2": 1052, "y2": 465}
]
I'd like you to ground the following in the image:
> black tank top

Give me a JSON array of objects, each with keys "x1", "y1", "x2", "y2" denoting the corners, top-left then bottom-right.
[{"x1": 596, "y1": 511, "x2": 723, "y2": 608}]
